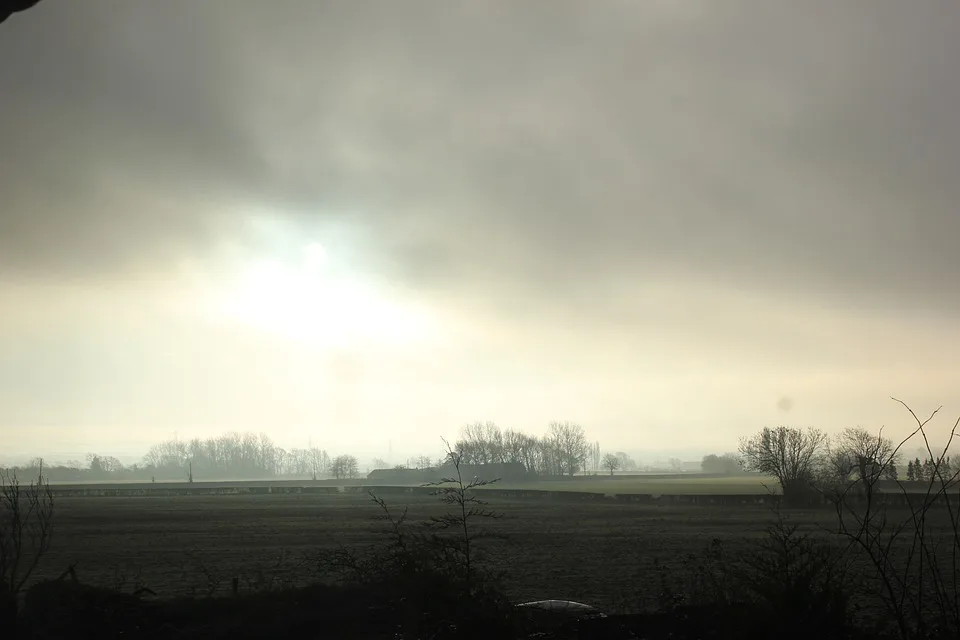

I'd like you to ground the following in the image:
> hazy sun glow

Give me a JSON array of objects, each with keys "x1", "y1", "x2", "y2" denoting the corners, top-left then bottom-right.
[{"x1": 213, "y1": 241, "x2": 435, "y2": 349}]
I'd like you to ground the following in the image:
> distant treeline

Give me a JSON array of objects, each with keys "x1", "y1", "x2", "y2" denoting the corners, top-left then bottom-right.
[
  {"x1": 6, "y1": 422, "x2": 618, "y2": 483},
  {"x1": 6, "y1": 433, "x2": 359, "y2": 483},
  {"x1": 700, "y1": 453, "x2": 743, "y2": 474},
  {"x1": 4, "y1": 420, "x2": 738, "y2": 484},
  {"x1": 451, "y1": 421, "x2": 631, "y2": 476}
]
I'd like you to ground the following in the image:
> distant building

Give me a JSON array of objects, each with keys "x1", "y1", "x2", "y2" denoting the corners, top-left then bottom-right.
[
  {"x1": 366, "y1": 467, "x2": 435, "y2": 484},
  {"x1": 367, "y1": 462, "x2": 527, "y2": 484}
]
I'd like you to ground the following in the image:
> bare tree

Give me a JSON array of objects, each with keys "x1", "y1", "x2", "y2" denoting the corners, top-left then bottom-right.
[
  {"x1": 602, "y1": 453, "x2": 621, "y2": 476},
  {"x1": 330, "y1": 455, "x2": 359, "y2": 480},
  {"x1": 0, "y1": 467, "x2": 54, "y2": 598},
  {"x1": 590, "y1": 441, "x2": 601, "y2": 475},
  {"x1": 308, "y1": 447, "x2": 329, "y2": 481},
  {"x1": 410, "y1": 455, "x2": 434, "y2": 470},
  {"x1": 423, "y1": 439, "x2": 502, "y2": 590},
  {"x1": 500, "y1": 429, "x2": 527, "y2": 465},
  {"x1": 456, "y1": 421, "x2": 503, "y2": 464},
  {"x1": 829, "y1": 399, "x2": 960, "y2": 639},
  {"x1": 87, "y1": 453, "x2": 125, "y2": 477},
  {"x1": 836, "y1": 427, "x2": 899, "y2": 482},
  {"x1": 615, "y1": 451, "x2": 637, "y2": 472},
  {"x1": 739, "y1": 426, "x2": 829, "y2": 503},
  {"x1": 548, "y1": 421, "x2": 590, "y2": 476}
]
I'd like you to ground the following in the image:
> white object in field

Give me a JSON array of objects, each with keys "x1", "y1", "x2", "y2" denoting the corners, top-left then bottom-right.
[{"x1": 515, "y1": 600, "x2": 607, "y2": 617}]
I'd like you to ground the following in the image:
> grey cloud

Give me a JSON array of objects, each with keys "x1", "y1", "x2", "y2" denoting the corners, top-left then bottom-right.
[{"x1": 1, "y1": 0, "x2": 958, "y2": 318}]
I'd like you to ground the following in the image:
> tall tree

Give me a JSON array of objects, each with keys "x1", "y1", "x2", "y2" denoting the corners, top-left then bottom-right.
[
  {"x1": 739, "y1": 426, "x2": 829, "y2": 503},
  {"x1": 615, "y1": 452, "x2": 637, "y2": 472},
  {"x1": 330, "y1": 455, "x2": 358, "y2": 480},
  {"x1": 548, "y1": 421, "x2": 590, "y2": 476},
  {"x1": 602, "y1": 453, "x2": 621, "y2": 476},
  {"x1": 308, "y1": 447, "x2": 329, "y2": 480},
  {"x1": 834, "y1": 427, "x2": 900, "y2": 486}
]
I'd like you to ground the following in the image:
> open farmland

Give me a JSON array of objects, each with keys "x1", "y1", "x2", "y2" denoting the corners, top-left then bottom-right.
[
  {"x1": 479, "y1": 474, "x2": 779, "y2": 495},
  {"x1": 42, "y1": 473, "x2": 781, "y2": 495},
  {"x1": 20, "y1": 488, "x2": 893, "y2": 613}
]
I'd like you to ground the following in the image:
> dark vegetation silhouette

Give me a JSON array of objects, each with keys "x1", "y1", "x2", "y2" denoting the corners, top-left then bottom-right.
[
  {"x1": 0, "y1": 468, "x2": 53, "y2": 631},
  {"x1": 0, "y1": 0, "x2": 41, "y2": 26},
  {"x1": 4, "y1": 401, "x2": 960, "y2": 637},
  {"x1": 8, "y1": 420, "x2": 626, "y2": 484},
  {"x1": 700, "y1": 453, "x2": 742, "y2": 474}
]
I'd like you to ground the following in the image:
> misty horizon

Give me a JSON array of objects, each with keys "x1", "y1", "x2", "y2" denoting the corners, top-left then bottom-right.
[{"x1": 2, "y1": 1, "x2": 960, "y2": 462}]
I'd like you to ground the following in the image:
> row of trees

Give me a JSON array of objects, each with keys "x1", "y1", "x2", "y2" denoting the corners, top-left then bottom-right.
[
  {"x1": 8, "y1": 421, "x2": 650, "y2": 482},
  {"x1": 140, "y1": 433, "x2": 348, "y2": 480},
  {"x1": 906, "y1": 456, "x2": 954, "y2": 482},
  {"x1": 738, "y1": 419, "x2": 960, "y2": 503},
  {"x1": 6, "y1": 421, "x2": 656, "y2": 482},
  {"x1": 10, "y1": 433, "x2": 361, "y2": 482},
  {"x1": 739, "y1": 425, "x2": 896, "y2": 501},
  {"x1": 453, "y1": 421, "x2": 612, "y2": 477}
]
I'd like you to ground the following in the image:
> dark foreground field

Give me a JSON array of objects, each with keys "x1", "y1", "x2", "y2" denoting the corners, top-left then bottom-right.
[
  {"x1": 18, "y1": 490, "x2": 960, "y2": 639},
  {"x1": 34, "y1": 492, "x2": 831, "y2": 609}
]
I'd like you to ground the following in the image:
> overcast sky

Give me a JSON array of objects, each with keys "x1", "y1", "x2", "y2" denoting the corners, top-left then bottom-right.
[{"x1": 1, "y1": 1, "x2": 959, "y2": 464}]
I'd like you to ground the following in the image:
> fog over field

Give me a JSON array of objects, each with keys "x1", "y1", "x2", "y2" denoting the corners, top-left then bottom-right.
[{"x1": 1, "y1": 1, "x2": 959, "y2": 461}]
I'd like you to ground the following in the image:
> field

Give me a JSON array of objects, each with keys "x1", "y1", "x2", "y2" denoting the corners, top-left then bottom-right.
[
  {"x1": 25, "y1": 471, "x2": 956, "y2": 626},
  {"x1": 43, "y1": 473, "x2": 781, "y2": 495},
  {"x1": 480, "y1": 474, "x2": 778, "y2": 495},
  {"x1": 29, "y1": 489, "x2": 822, "y2": 612}
]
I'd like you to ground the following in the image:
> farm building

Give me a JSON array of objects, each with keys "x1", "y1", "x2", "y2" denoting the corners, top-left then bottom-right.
[{"x1": 367, "y1": 461, "x2": 528, "y2": 484}]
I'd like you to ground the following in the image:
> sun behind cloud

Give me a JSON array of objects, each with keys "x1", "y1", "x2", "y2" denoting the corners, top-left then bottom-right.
[{"x1": 207, "y1": 238, "x2": 440, "y2": 351}]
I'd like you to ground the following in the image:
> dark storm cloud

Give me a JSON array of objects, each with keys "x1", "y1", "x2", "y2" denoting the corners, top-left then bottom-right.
[{"x1": 1, "y1": 1, "x2": 958, "y2": 315}]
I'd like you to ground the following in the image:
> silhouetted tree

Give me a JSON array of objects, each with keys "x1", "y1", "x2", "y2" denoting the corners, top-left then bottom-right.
[
  {"x1": 307, "y1": 447, "x2": 329, "y2": 480},
  {"x1": 83, "y1": 454, "x2": 126, "y2": 481},
  {"x1": 548, "y1": 421, "x2": 590, "y2": 476},
  {"x1": 132, "y1": 431, "x2": 327, "y2": 480},
  {"x1": 739, "y1": 426, "x2": 829, "y2": 503},
  {"x1": 701, "y1": 453, "x2": 741, "y2": 474},
  {"x1": 602, "y1": 453, "x2": 620, "y2": 476},
  {"x1": 0, "y1": 466, "x2": 53, "y2": 598},
  {"x1": 330, "y1": 455, "x2": 358, "y2": 480},
  {"x1": 590, "y1": 441, "x2": 601, "y2": 475},
  {"x1": 833, "y1": 427, "x2": 900, "y2": 489},
  {"x1": 409, "y1": 455, "x2": 434, "y2": 470},
  {"x1": 456, "y1": 421, "x2": 503, "y2": 465},
  {"x1": 614, "y1": 451, "x2": 637, "y2": 472},
  {"x1": 453, "y1": 421, "x2": 600, "y2": 478}
]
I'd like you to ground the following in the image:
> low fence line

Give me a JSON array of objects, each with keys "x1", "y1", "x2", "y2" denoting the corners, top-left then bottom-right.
[
  {"x1": 47, "y1": 485, "x2": 343, "y2": 497},
  {"x1": 43, "y1": 484, "x2": 957, "y2": 507}
]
